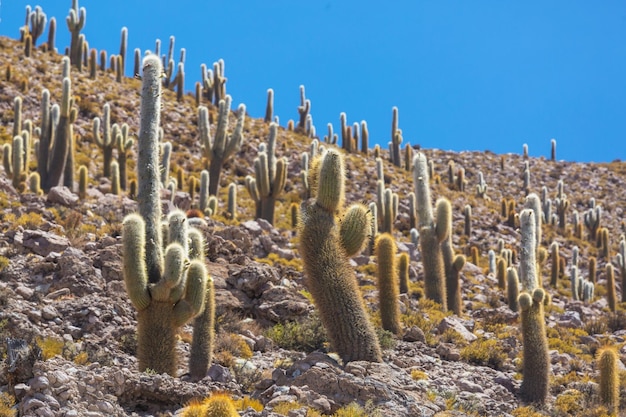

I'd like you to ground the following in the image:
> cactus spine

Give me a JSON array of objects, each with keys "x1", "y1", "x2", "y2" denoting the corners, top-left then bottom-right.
[
  {"x1": 198, "y1": 97, "x2": 245, "y2": 195},
  {"x1": 122, "y1": 55, "x2": 208, "y2": 375},
  {"x1": 299, "y1": 149, "x2": 381, "y2": 363},
  {"x1": 375, "y1": 234, "x2": 401, "y2": 335},
  {"x1": 413, "y1": 153, "x2": 447, "y2": 309}
]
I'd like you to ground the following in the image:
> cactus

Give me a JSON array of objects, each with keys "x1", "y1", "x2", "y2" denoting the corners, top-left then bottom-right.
[
  {"x1": 198, "y1": 96, "x2": 245, "y2": 195},
  {"x1": 116, "y1": 123, "x2": 133, "y2": 190},
  {"x1": 361, "y1": 120, "x2": 369, "y2": 154},
  {"x1": 507, "y1": 267, "x2": 519, "y2": 312},
  {"x1": 298, "y1": 148, "x2": 381, "y2": 363},
  {"x1": 570, "y1": 265, "x2": 580, "y2": 301},
  {"x1": 9, "y1": 136, "x2": 25, "y2": 191},
  {"x1": 93, "y1": 103, "x2": 118, "y2": 178},
  {"x1": 78, "y1": 165, "x2": 88, "y2": 199},
  {"x1": 66, "y1": 0, "x2": 86, "y2": 67},
  {"x1": 376, "y1": 182, "x2": 397, "y2": 234},
  {"x1": 606, "y1": 264, "x2": 617, "y2": 312},
  {"x1": 390, "y1": 106, "x2": 402, "y2": 167},
  {"x1": 497, "y1": 258, "x2": 507, "y2": 290},
  {"x1": 519, "y1": 210, "x2": 539, "y2": 292},
  {"x1": 518, "y1": 288, "x2": 550, "y2": 404},
  {"x1": 597, "y1": 346, "x2": 620, "y2": 415},
  {"x1": 160, "y1": 141, "x2": 172, "y2": 187},
  {"x1": 618, "y1": 238, "x2": 626, "y2": 302},
  {"x1": 524, "y1": 193, "x2": 542, "y2": 253},
  {"x1": 375, "y1": 234, "x2": 401, "y2": 335},
  {"x1": 488, "y1": 249, "x2": 496, "y2": 275},
  {"x1": 202, "y1": 393, "x2": 239, "y2": 417},
  {"x1": 398, "y1": 252, "x2": 410, "y2": 295},
  {"x1": 413, "y1": 153, "x2": 447, "y2": 309},
  {"x1": 476, "y1": 171, "x2": 488, "y2": 199},
  {"x1": 297, "y1": 85, "x2": 311, "y2": 132},
  {"x1": 189, "y1": 229, "x2": 215, "y2": 381},
  {"x1": 584, "y1": 204, "x2": 602, "y2": 242},
  {"x1": 38, "y1": 75, "x2": 74, "y2": 192},
  {"x1": 110, "y1": 160, "x2": 120, "y2": 195},
  {"x1": 244, "y1": 123, "x2": 287, "y2": 225},
  {"x1": 122, "y1": 55, "x2": 208, "y2": 376},
  {"x1": 470, "y1": 246, "x2": 479, "y2": 266},
  {"x1": 555, "y1": 180, "x2": 569, "y2": 231},
  {"x1": 47, "y1": 17, "x2": 56, "y2": 52},
  {"x1": 437, "y1": 198, "x2": 464, "y2": 315},
  {"x1": 550, "y1": 138, "x2": 556, "y2": 161},
  {"x1": 549, "y1": 242, "x2": 560, "y2": 287},
  {"x1": 119, "y1": 27, "x2": 127, "y2": 76},
  {"x1": 463, "y1": 205, "x2": 472, "y2": 236},
  {"x1": 408, "y1": 192, "x2": 417, "y2": 230},
  {"x1": 225, "y1": 182, "x2": 237, "y2": 219},
  {"x1": 264, "y1": 88, "x2": 273, "y2": 123}
]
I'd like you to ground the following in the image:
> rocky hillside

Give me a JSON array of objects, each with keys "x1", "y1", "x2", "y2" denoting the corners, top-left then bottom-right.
[{"x1": 1, "y1": 7, "x2": 626, "y2": 417}]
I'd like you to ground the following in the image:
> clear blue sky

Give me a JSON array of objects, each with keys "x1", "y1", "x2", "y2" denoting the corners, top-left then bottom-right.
[{"x1": 1, "y1": 1, "x2": 625, "y2": 163}]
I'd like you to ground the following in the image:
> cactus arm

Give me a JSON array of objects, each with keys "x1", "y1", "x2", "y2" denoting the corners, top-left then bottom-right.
[
  {"x1": 122, "y1": 214, "x2": 151, "y2": 311},
  {"x1": 339, "y1": 204, "x2": 372, "y2": 257},
  {"x1": 172, "y1": 261, "x2": 208, "y2": 327}
]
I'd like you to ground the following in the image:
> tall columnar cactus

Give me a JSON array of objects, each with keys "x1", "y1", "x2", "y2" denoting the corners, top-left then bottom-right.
[
  {"x1": 507, "y1": 267, "x2": 519, "y2": 312},
  {"x1": 606, "y1": 264, "x2": 617, "y2": 312},
  {"x1": 518, "y1": 287, "x2": 549, "y2": 405},
  {"x1": 298, "y1": 148, "x2": 381, "y2": 363},
  {"x1": 122, "y1": 55, "x2": 208, "y2": 376},
  {"x1": 10, "y1": 136, "x2": 25, "y2": 191},
  {"x1": 28, "y1": 6, "x2": 47, "y2": 46},
  {"x1": 497, "y1": 257, "x2": 507, "y2": 290},
  {"x1": 550, "y1": 138, "x2": 557, "y2": 161},
  {"x1": 227, "y1": 182, "x2": 237, "y2": 220},
  {"x1": 617, "y1": 238, "x2": 626, "y2": 302},
  {"x1": 119, "y1": 26, "x2": 127, "y2": 76},
  {"x1": 189, "y1": 228, "x2": 215, "y2": 381},
  {"x1": 264, "y1": 88, "x2": 274, "y2": 123},
  {"x1": 110, "y1": 160, "x2": 120, "y2": 195},
  {"x1": 584, "y1": 203, "x2": 602, "y2": 242},
  {"x1": 198, "y1": 96, "x2": 245, "y2": 196},
  {"x1": 78, "y1": 165, "x2": 88, "y2": 199},
  {"x1": 476, "y1": 171, "x2": 488, "y2": 199},
  {"x1": 116, "y1": 123, "x2": 133, "y2": 190},
  {"x1": 375, "y1": 234, "x2": 401, "y2": 335},
  {"x1": 413, "y1": 153, "x2": 447, "y2": 309},
  {"x1": 376, "y1": 182, "x2": 397, "y2": 234},
  {"x1": 244, "y1": 123, "x2": 287, "y2": 225},
  {"x1": 398, "y1": 252, "x2": 410, "y2": 295},
  {"x1": 38, "y1": 75, "x2": 74, "y2": 192},
  {"x1": 93, "y1": 103, "x2": 118, "y2": 178},
  {"x1": 66, "y1": 0, "x2": 86, "y2": 67},
  {"x1": 524, "y1": 193, "x2": 542, "y2": 253},
  {"x1": 554, "y1": 180, "x2": 569, "y2": 231},
  {"x1": 549, "y1": 241, "x2": 560, "y2": 287},
  {"x1": 437, "y1": 198, "x2": 465, "y2": 315},
  {"x1": 519, "y1": 210, "x2": 539, "y2": 292},
  {"x1": 570, "y1": 265, "x2": 581, "y2": 301},
  {"x1": 360, "y1": 120, "x2": 369, "y2": 154},
  {"x1": 389, "y1": 106, "x2": 402, "y2": 167},
  {"x1": 463, "y1": 205, "x2": 472, "y2": 236},
  {"x1": 297, "y1": 85, "x2": 310, "y2": 131},
  {"x1": 597, "y1": 346, "x2": 620, "y2": 416}
]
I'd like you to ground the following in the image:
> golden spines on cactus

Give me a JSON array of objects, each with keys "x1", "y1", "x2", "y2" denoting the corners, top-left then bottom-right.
[
  {"x1": 375, "y1": 234, "x2": 401, "y2": 335},
  {"x1": 398, "y1": 252, "x2": 410, "y2": 295},
  {"x1": 299, "y1": 149, "x2": 381, "y2": 363},
  {"x1": 597, "y1": 346, "x2": 620, "y2": 416}
]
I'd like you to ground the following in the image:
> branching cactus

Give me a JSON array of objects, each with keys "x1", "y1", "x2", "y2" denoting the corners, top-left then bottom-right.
[
  {"x1": 66, "y1": 0, "x2": 86, "y2": 67},
  {"x1": 584, "y1": 203, "x2": 602, "y2": 242},
  {"x1": 38, "y1": 75, "x2": 74, "y2": 192},
  {"x1": 437, "y1": 198, "x2": 465, "y2": 315},
  {"x1": 518, "y1": 287, "x2": 550, "y2": 405},
  {"x1": 122, "y1": 55, "x2": 208, "y2": 376},
  {"x1": 413, "y1": 153, "x2": 447, "y2": 309},
  {"x1": 244, "y1": 123, "x2": 287, "y2": 225},
  {"x1": 198, "y1": 96, "x2": 245, "y2": 195},
  {"x1": 93, "y1": 103, "x2": 118, "y2": 178},
  {"x1": 299, "y1": 148, "x2": 381, "y2": 363},
  {"x1": 390, "y1": 106, "x2": 402, "y2": 167},
  {"x1": 375, "y1": 234, "x2": 401, "y2": 335}
]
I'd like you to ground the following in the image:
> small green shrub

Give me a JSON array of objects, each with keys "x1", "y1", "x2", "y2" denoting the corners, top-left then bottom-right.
[{"x1": 266, "y1": 313, "x2": 327, "y2": 352}]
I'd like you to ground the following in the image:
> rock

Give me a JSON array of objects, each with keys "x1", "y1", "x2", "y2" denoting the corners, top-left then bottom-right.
[
  {"x1": 436, "y1": 343, "x2": 461, "y2": 361},
  {"x1": 47, "y1": 186, "x2": 79, "y2": 206},
  {"x1": 17, "y1": 230, "x2": 70, "y2": 256},
  {"x1": 403, "y1": 326, "x2": 426, "y2": 343},
  {"x1": 557, "y1": 310, "x2": 583, "y2": 328},
  {"x1": 242, "y1": 220, "x2": 263, "y2": 236},
  {"x1": 438, "y1": 317, "x2": 477, "y2": 342}
]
